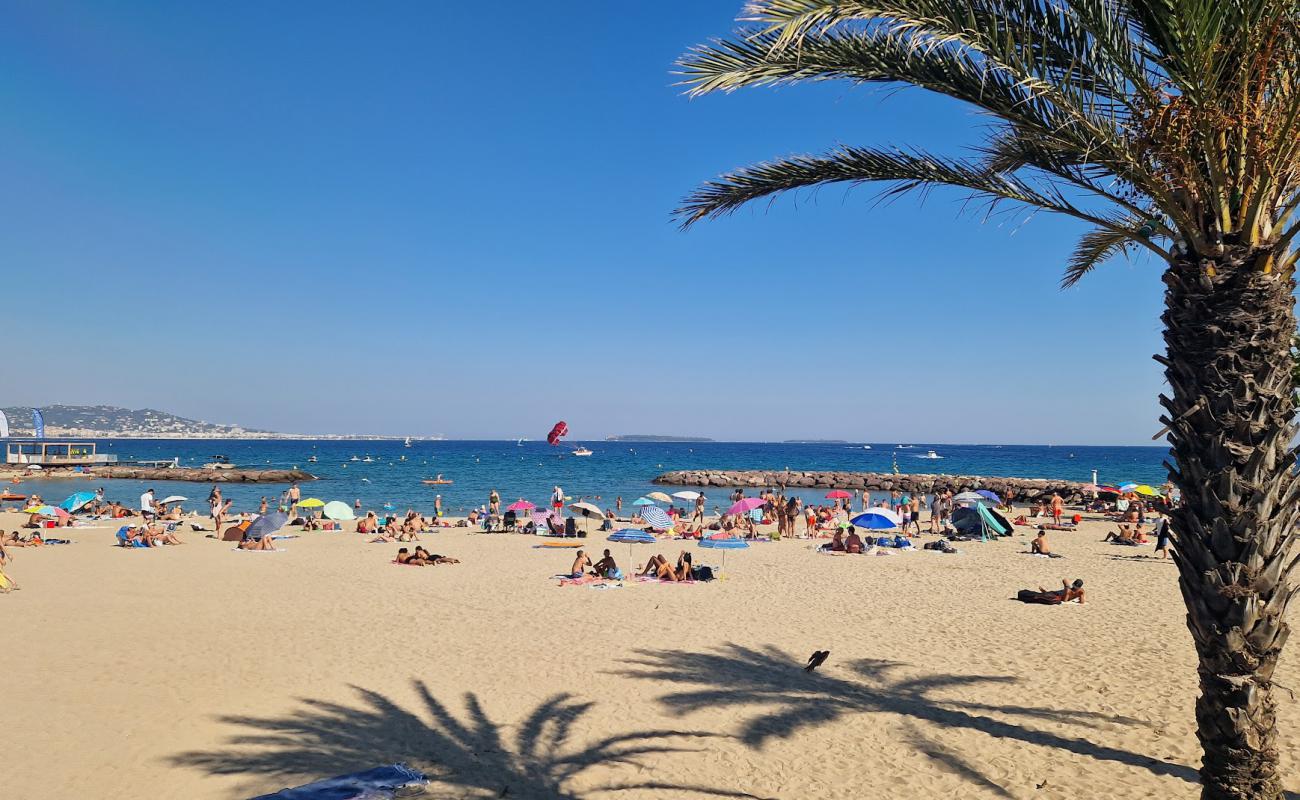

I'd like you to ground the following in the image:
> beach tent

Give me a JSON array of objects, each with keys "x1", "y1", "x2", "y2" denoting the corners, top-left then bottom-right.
[
  {"x1": 952, "y1": 503, "x2": 1012, "y2": 539},
  {"x1": 323, "y1": 501, "x2": 355, "y2": 521},
  {"x1": 60, "y1": 491, "x2": 96, "y2": 513}
]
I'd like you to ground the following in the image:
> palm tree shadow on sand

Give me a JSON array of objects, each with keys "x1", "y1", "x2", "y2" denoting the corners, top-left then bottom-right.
[
  {"x1": 616, "y1": 643, "x2": 1212, "y2": 796},
  {"x1": 168, "y1": 680, "x2": 774, "y2": 799}
]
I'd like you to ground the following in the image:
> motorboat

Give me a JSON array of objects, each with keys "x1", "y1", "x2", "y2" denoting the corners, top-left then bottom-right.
[
  {"x1": 573, "y1": 447, "x2": 593, "y2": 457},
  {"x1": 307, "y1": 455, "x2": 317, "y2": 463},
  {"x1": 350, "y1": 456, "x2": 360, "y2": 462},
  {"x1": 918, "y1": 450, "x2": 943, "y2": 459},
  {"x1": 362, "y1": 456, "x2": 374, "y2": 463},
  {"x1": 404, "y1": 437, "x2": 412, "y2": 448},
  {"x1": 203, "y1": 455, "x2": 235, "y2": 470}
]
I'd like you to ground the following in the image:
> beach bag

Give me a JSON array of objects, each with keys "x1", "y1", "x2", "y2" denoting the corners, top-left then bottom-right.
[
  {"x1": 692, "y1": 566, "x2": 715, "y2": 582},
  {"x1": 1016, "y1": 589, "x2": 1062, "y2": 605},
  {"x1": 893, "y1": 535, "x2": 909, "y2": 548}
]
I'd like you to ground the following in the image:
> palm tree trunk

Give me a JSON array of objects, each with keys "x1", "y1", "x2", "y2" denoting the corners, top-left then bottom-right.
[{"x1": 1160, "y1": 251, "x2": 1298, "y2": 800}]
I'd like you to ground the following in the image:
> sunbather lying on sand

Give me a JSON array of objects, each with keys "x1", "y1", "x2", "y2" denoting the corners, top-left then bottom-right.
[
  {"x1": 238, "y1": 533, "x2": 276, "y2": 551},
  {"x1": 638, "y1": 552, "x2": 693, "y2": 581},
  {"x1": 1042, "y1": 578, "x2": 1086, "y2": 603},
  {"x1": 146, "y1": 524, "x2": 184, "y2": 545}
]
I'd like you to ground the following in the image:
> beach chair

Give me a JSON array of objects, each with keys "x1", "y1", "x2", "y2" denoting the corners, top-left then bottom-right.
[
  {"x1": 115, "y1": 526, "x2": 147, "y2": 548},
  {"x1": 502, "y1": 510, "x2": 517, "y2": 532},
  {"x1": 564, "y1": 517, "x2": 578, "y2": 538}
]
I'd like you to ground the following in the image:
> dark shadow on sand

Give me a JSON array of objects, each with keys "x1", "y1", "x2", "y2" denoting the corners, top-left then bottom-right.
[
  {"x1": 616, "y1": 643, "x2": 1202, "y2": 792},
  {"x1": 168, "y1": 680, "x2": 774, "y2": 799}
]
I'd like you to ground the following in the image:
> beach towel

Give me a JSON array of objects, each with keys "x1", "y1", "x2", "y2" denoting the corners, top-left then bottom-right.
[
  {"x1": 558, "y1": 574, "x2": 608, "y2": 586},
  {"x1": 249, "y1": 763, "x2": 428, "y2": 800},
  {"x1": 232, "y1": 547, "x2": 285, "y2": 553},
  {"x1": 1016, "y1": 589, "x2": 1063, "y2": 605}
]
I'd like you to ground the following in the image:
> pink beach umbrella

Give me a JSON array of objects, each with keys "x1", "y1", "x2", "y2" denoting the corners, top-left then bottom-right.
[
  {"x1": 507, "y1": 500, "x2": 536, "y2": 512},
  {"x1": 727, "y1": 497, "x2": 766, "y2": 516}
]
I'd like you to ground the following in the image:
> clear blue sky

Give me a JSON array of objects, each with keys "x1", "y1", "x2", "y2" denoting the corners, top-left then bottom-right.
[{"x1": 0, "y1": 1, "x2": 1168, "y2": 444}]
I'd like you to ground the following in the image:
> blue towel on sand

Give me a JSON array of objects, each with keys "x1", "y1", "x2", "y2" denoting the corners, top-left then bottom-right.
[{"x1": 249, "y1": 763, "x2": 427, "y2": 800}]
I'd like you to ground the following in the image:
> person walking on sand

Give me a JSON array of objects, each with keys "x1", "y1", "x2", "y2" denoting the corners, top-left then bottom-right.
[
  {"x1": 693, "y1": 493, "x2": 706, "y2": 525},
  {"x1": 1050, "y1": 492, "x2": 1065, "y2": 526},
  {"x1": 287, "y1": 481, "x2": 301, "y2": 517},
  {"x1": 909, "y1": 494, "x2": 923, "y2": 535}
]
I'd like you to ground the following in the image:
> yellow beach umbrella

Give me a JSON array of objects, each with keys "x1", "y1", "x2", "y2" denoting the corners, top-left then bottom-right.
[
  {"x1": 646, "y1": 491, "x2": 674, "y2": 504},
  {"x1": 1133, "y1": 485, "x2": 1161, "y2": 497},
  {"x1": 298, "y1": 498, "x2": 326, "y2": 508}
]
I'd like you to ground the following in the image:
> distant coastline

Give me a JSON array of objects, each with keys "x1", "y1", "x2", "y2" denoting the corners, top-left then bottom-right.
[{"x1": 605, "y1": 434, "x2": 715, "y2": 443}]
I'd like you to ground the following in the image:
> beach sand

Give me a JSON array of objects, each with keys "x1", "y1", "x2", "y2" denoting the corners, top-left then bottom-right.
[{"x1": 4, "y1": 510, "x2": 1298, "y2": 799}]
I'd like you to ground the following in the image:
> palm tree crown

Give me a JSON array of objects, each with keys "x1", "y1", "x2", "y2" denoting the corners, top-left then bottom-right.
[{"x1": 676, "y1": 0, "x2": 1300, "y2": 285}]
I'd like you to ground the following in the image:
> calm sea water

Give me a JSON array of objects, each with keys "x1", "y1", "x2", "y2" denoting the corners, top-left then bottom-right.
[{"x1": 8, "y1": 439, "x2": 1169, "y2": 516}]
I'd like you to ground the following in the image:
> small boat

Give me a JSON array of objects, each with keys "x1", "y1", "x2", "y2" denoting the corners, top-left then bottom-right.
[
  {"x1": 350, "y1": 456, "x2": 360, "y2": 462},
  {"x1": 862, "y1": 445, "x2": 872, "y2": 449},
  {"x1": 404, "y1": 437, "x2": 412, "y2": 448},
  {"x1": 422, "y1": 479, "x2": 454, "y2": 485},
  {"x1": 362, "y1": 456, "x2": 374, "y2": 463},
  {"x1": 517, "y1": 438, "x2": 526, "y2": 446},
  {"x1": 399, "y1": 455, "x2": 407, "y2": 461},
  {"x1": 0, "y1": 493, "x2": 27, "y2": 502},
  {"x1": 918, "y1": 450, "x2": 943, "y2": 459},
  {"x1": 572, "y1": 447, "x2": 593, "y2": 457},
  {"x1": 203, "y1": 455, "x2": 235, "y2": 470},
  {"x1": 307, "y1": 455, "x2": 317, "y2": 463}
]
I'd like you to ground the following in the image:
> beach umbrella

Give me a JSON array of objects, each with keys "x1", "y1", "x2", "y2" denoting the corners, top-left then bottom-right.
[
  {"x1": 160, "y1": 495, "x2": 188, "y2": 505},
  {"x1": 646, "y1": 491, "x2": 674, "y2": 504},
  {"x1": 507, "y1": 500, "x2": 535, "y2": 512},
  {"x1": 671, "y1": 490, "x2": 701, "y2": 501},
  {"x1": 640, "y1": 505, "x2": 673, "y2": 530},
  {"x1": 1119, "y1": 483, "x2": 1139, "y2": 492},
  {"x1": 824, "y1": 490, "x2": 852, "y2": 499},
  {"x1": 323, "y1": 501, "x2": 355, "y2": 521},
  {"x1": 298, "y1": 498, "x2": 325, "y2": 508},
  {"x1": 608, "y1": 528, "x2": 656, "y2": 564},
  {"x1": 699, "y1": 536, "x2": 750, "y2": 570},
  {"x1": 728, "y1": 497, "x2": 766, "y2": 516},
  {"x1": 1133, "y1": 484, "x2": 1162, "y2": 497},
  {"x1": 851, "y1": 509, "x2": 902, "y2": 529},
  {"x1": 24, "y1": 505, "x2": 58, "y2": 516},
  {"x1": 953, "y1": 491, "x2": 985, "y2": 504},
  {"x1": 632, "y1": 497, "x2": 656, "y2": 507},
  {"x1": 568, "y1": 501, "x2": 604, "y2": 534},
  {"x1": 244, "y1": 511, "x2": 289, "y2": 541},
  {"x1": 60, "y1": 491, "x2": 96, "y2": 513},
  {"x1": 975, "y1": 490, "x2": 1001, "y2": 504}
]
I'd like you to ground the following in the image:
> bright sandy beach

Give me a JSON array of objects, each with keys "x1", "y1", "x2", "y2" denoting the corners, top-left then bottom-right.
[{"x1": 4, "y1": 510, "x2": 1298, "y2": 800}]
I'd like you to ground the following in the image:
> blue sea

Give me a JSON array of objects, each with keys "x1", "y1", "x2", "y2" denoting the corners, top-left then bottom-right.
[{"x1": 8, "y1": 439, "x2": 1170, "y2": 516}]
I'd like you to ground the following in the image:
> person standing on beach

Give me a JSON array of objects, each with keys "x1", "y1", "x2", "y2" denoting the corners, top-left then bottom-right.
[
  {"x1": 489, "y1": 489, "x2": 500, "y2": 516},
  {"x1": 552, "y1": 486, "x2": 564, "y2": 515},
  {"x1": 287, "y1": 481, "x2": 301, "y2": 517},
  {"x1": 909, "y1": 494, "x2": 922, "y2": 535},
  {"x1": 435, "y1": 495, "x2": 443, "y2": 518},
  {"x1": 258, "y1": 497, "x2": 268, "y2": 515},
  {"x1": 1050, "y1": 492, "x2": 1064, "y2": 526},
  {"x1": 693, "y1": 493, "x2": 705, "y2": 525},
  {"x1": 140, "y1": 488, "x2": 156, "y2": 523}
]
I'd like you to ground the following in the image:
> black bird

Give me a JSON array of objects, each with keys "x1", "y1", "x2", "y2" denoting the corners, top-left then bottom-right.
[{"x1": 805, "y1": 650, "x2": 830, "y2": 672}]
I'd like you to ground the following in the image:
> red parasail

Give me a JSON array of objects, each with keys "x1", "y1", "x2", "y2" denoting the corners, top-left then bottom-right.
[{"x1": 546, "y1": 421, "x2": 569, "y2": 446}]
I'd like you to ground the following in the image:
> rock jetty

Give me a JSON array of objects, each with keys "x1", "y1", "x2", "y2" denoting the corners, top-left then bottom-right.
[
  {"x1": 2, "y1": 465, "x2": 315, "y2": 483},
  {"x1": 653, "y1": 470, "x2": 1100, "y2": 503}
]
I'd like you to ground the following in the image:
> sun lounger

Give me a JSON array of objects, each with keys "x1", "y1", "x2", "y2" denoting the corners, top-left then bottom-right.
[{"x1": 249, "y1": 763, "x2": 427, "y2": 800}]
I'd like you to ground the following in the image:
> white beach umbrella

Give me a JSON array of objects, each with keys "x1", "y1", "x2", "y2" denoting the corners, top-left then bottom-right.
[{"x1": 671, "y1": 491, "x2": 701, "y2": 501}]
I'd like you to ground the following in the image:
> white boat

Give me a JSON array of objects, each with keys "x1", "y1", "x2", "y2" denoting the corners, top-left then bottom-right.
[
  {"x1": 517, "y1": 438, "x2": 526, "y2": 446},
  {"x1": 404, "y1": 437, "x2": 412, "y2": 448},
  {"x1": 862, "y1": 445, "x2": 872, "y2": 449},
  {"x1": 362, "y1": 456, "x2": 374, "y2": 463},
  {"x1": 573, "y1": 447, "x2": 593, "y2": 457},
  {"x1": 918, "y1": 450, "x2": 943, "y2": 459},
  {"x1": 350, "y1": 456, "x2": 359, "y2": 462},
  {"x1": 307, "y1": 455, "x2": 317, "y2": 463}
]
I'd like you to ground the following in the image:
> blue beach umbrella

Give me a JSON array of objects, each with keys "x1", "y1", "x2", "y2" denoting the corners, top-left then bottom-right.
[
  {"x1": 851, "y1": 509, "x2": 903, "y2": 530},
  {"x1": 60, "y1": 491, "x2": 97, "y2": 513},
  {"x1": 699, "y1": 535, "x2": 750, "y2": 569},
  {"x1": 640, "y1": 505, "x2": 673, "y2": 530},
  {"x1": 975, "y1": 490, "x2": 1001, "y2": 504},
  {"x1": 244, "y1": 511, "x2": 289, "y2": 541},
  {"x1": 632, "y1": 497, "x2": 656, "y2": 507},
  {"x1": 608, "y1": 528, "x2": 656, "y2": 565}
]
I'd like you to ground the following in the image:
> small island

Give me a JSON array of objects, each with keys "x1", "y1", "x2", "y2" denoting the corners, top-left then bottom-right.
[{"x1": 604, "y1": 434, "x2": 715, "y2": 443}]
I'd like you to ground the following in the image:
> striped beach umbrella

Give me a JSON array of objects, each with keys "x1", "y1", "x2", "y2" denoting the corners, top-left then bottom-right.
[
  {"x1": 608, "y1": 528, "x2": 656, "y2": 564},
  {"x1": 640, "y1": 505, "x2": 673, "y2": 530}
]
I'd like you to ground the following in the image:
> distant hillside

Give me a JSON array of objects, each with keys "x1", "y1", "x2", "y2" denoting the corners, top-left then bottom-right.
[
  {"x1": 0, "y1": 405, "x2": 270, "y2": 438},
  {"x1": 605, "y1": 434, "x2": 715, "y2": 443}
]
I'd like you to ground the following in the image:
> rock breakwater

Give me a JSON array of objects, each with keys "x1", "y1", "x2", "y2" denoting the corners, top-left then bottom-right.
[{"x1": 653, "y1": 470, "x2": 1100, "y2": 503}]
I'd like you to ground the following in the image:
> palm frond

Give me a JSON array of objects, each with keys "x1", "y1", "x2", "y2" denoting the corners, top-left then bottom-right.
[{"x1": 1062, "y1": 217, "x2": 1157, "y2": 287}]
